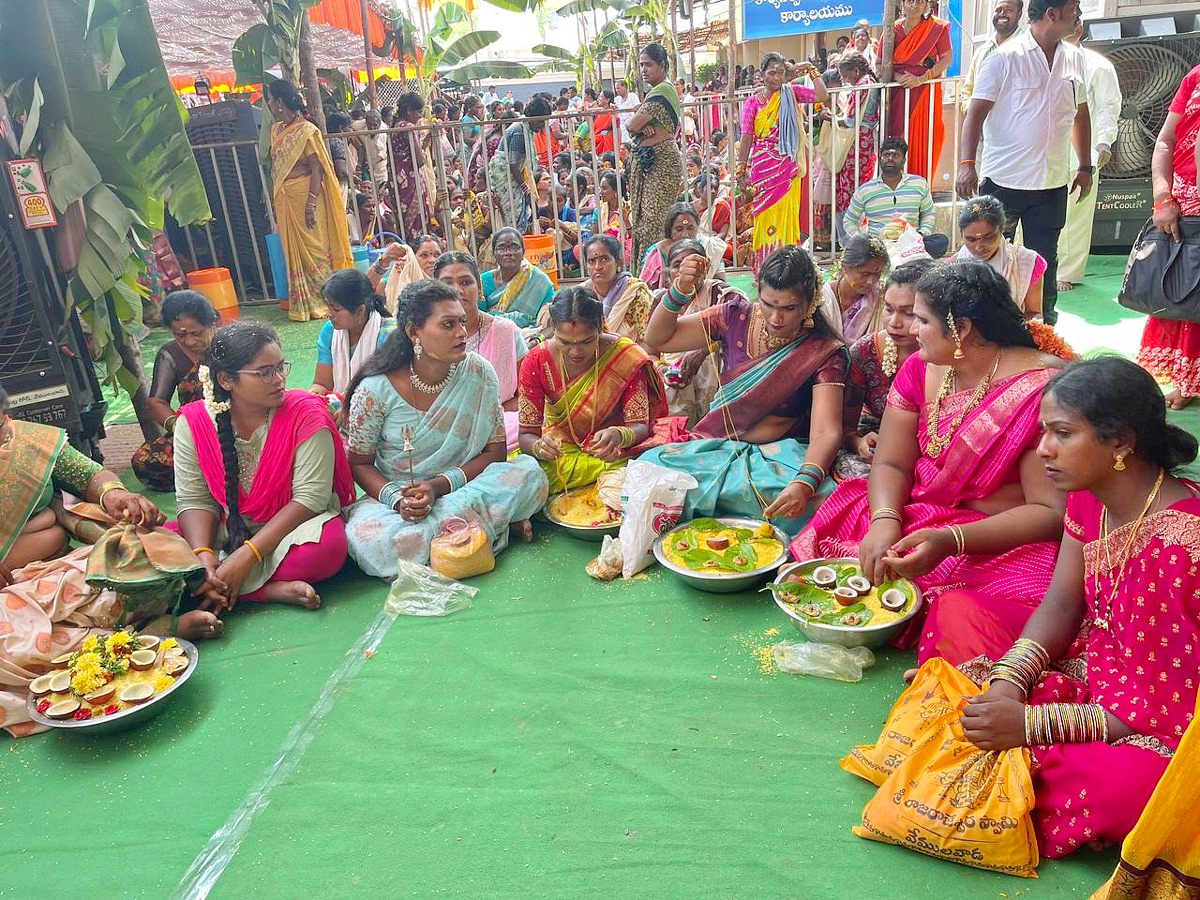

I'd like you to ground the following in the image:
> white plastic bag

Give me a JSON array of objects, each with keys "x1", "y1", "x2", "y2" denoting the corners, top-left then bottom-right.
[
  {"x1": 618, "y1": 460, "x2": 698, "y2": 579},
  {"x1": 585, "y1": 534, "x2": 623, "y2": 581},
  {"x1": 385, "y1": 558, "x2": 478, "y2": 616},
  {"x1": 771, "y1": 640, "x2": 876, "y2": 682},
  {"x1": 884, "y1": 222, "x2": 930, "y2": 268}
]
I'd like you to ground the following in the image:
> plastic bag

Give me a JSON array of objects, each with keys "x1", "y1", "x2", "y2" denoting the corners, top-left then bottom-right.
[
  {"x1": 385, "y1": 557, "x2": 478, "y2": 616},
  {"x1": 841, "y1": 657, "x2": 977, "y2": 786},
  {"x1": 845, "y1": 658, "x2": 1039, "y2": 878},
  {"x1": 429, "y1": 516, "x2": 494, "y2": 580},
  {"x1": 618, "y1": 460, "x2": 698, "y2": 579},
  {"x1": 771, "y1": 640, "x2": 875, "y2": 682},
  {"x1": 883, "y1": 222, "x2": 931, "y2": 268},
  {"x1": 585, "y1": 534, "x2": 623, "y2": 581},
  {"x1": 595, "y1": 467, "x2": 626, "y2": 514}
]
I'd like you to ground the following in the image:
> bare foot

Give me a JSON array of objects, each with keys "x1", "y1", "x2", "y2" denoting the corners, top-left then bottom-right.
[
  {"x1": 1166, "y1": 388, "x2": 1194, "y2": 410},
  {"x1": 902, "y1": 667, "x2": 917, "y2": 684},
  {"x1": 260, "y1": 580, "x2": 321, "y2": 609},
  {"x1": 176, "y1": 610, "x2": 224, "y2": 641},
  {"x1": 510, "y1": 519, "x2": 533, "y2": 542},
  {"x1": 1056, "y1": 280, "x2": 1074, "y2": 292}
]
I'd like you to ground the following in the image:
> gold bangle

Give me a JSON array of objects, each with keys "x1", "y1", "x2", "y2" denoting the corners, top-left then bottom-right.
[
  {"x1": 947, "y1": 524, "x2": 966, "y2": 556},
  {"x1": 243, "y1": 539, "x2": 264, "y2": 564},
  {"x1": 192, "y1": 547, "x2": 215, "y2": 557},
  {"x1": 97, "y1": 480, "x2": 125, "y2": 508},
  {"x1": 870, "y1": 505, "x2": 901, "y2": 520}
]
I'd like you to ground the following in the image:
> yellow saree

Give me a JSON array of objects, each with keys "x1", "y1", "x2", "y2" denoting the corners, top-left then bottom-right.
[
  {"x1": 271, "y1": 119, "x2": 353, "y2": 322},
  {"x1": 1090, "y1": 692, "x2": 1200, "y2": 900}
]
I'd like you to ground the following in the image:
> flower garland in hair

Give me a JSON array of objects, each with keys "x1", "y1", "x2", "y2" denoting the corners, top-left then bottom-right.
[{"x1": 199, "y1": 365, "x2": 232, "y2": 416}]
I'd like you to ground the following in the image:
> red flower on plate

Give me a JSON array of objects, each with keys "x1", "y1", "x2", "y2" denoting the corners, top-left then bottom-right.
[
  {"x1": 103, "y1": 704, "x2": 120, "y2": 716},
  {"x1": 36, "y1": 699, "x2": 51, "y2": 713},
  {"x1": 72, "y1": 708, "x2": 93, "y2": 721}
]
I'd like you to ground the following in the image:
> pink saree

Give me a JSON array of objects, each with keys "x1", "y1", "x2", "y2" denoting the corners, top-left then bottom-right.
[
  {"x1": 789, "y1": 354, "x2": 1058, "y2": 654},
  {"x1": 927, "y1": 488, "x2": 1200, "y2": 858},
  {"x1": 178, "y1": 390, "x2": 355, "y2": 521}
]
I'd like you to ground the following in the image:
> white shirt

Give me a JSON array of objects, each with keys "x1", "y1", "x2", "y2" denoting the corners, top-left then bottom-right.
[
  {"x1": 615, "y1": 91, "x2": 640, "y2": 143},
  {"x1": 1080, "y1": 45, "x2": 1121, "y2": 152},
  {"x1": 972, "y1": 29, "x2": 1086, "y2": 191},
  {"x1": 961, "y1": 27, "x2": 1025, "y2": 112}
]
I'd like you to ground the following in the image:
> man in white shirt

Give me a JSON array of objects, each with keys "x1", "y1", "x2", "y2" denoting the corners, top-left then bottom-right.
[
  {"x1": 957, "y1": 0, "x2": 1092, "y2": 325},
  {"x1": 482, "y1": 86, "x2": 499, "y2": 107},
  {"x1": 1056, "y1": 23, "x2": 1121, "y2": 289},
  {"x1": 961, "y1": 0, "x2": 1026, "y2": 112},
  {"x1": 614, "y1": 80, "x2": 640, "y2": 147}
]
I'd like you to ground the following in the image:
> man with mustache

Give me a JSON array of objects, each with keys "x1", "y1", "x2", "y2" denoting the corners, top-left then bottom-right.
[
  {"x1": 961, "y1": 0, "x2": 1025, "y2": 112},
  {"x1": 957, "y1": 0, "x2": 1091, "y2": 326}
]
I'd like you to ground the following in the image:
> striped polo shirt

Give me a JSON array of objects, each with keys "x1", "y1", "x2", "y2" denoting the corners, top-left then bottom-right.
[{"x1": 843, "y1": 174, "x2": 936, "y2": 237}]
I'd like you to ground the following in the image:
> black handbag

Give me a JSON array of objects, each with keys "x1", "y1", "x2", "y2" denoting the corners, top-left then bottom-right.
[{"x1": 1116, "y1": 216, "x2": 1200, "y2": 322}]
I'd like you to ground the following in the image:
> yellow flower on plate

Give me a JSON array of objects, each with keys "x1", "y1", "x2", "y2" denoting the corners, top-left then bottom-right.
[
  {"x1": 152, "y1": 673, "x2": 175, "y2": 692},
  {"x1": 160, "y1": 638, "x2": 178, "y2": 650},
  {"x1": 80, "y1": 635, "x2": 99, "y2": 653},
  {"x1": 105, "y1": 631, "x2": 133, "y2": 655},
  {"x1": 71, "y1": 670, "x2": 105, "y2": 696}
]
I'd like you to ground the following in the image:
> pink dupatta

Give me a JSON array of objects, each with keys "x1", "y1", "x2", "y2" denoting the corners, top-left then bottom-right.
[{"x1": 178, "y1": 390, "x2": 355, "y2": 522}]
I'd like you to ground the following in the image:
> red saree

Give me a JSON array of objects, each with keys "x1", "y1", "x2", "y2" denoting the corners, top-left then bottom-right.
[
  {"x1": 929, "y1": 487, "x2": 1200, "y2": 858},
  {"x1": 517, "y1": 337, "x2": 680, "y2": 453},
  {"x1": 887, "y1": 16, "x2": 951, "y2": 180},
  {"x1": 789, "y1": 354, "x2": 1058, "y2": 653},
  {"x1": 178, "y1": 390, "x2": 355, "y2": 521}
]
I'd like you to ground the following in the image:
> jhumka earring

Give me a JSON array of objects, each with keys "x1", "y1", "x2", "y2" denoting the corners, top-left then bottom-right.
[
  {"x1": 945, "y1": 310, "x2": 965, "y2": 359},
  {"x1": 1113, "y1": 452, "x2": 1127, "y2": 472},
  {"x1": 413, "y1": 337, "x2": 423, "y2": 360}
]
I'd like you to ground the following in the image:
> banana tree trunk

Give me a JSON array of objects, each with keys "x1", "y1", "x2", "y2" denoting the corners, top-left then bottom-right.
[
  {"x1": 299, "y1": 12, "x2": 326, "y2": 132},
  {"x1": 107, "y1": 298, "x2": 160, "y2": 442}
]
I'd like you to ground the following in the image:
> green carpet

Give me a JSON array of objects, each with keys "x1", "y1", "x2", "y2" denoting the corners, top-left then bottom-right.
[{"x1": 8, "y1": 254, "x2": 1185, "y2": 899}]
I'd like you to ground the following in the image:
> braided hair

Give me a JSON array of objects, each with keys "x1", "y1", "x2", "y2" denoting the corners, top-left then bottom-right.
[
  {"x1": 757, "y1": 245, "x2": 832, "y2": 338},
  {"x1": 915, "y1": 260, "x2": 1036, "y2": 349},
  {"x1": 343, "y1": 279, "x2": 457, "y2": 414},
  {"x1": 203, "y1": 321, "x2": 281, "y2": 553}
]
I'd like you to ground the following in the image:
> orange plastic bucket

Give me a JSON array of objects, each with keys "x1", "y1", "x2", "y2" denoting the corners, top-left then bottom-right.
[
  {"x1": 523, "y1": 233, "x2": 558, "y2": 287},
  {"x1": 187, "y1": 267, "x2": 240, "y2": 322}
]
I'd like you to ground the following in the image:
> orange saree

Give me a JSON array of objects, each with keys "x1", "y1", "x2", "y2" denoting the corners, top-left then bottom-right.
[{"x1": 887, "y1": 16, "x2": 951, "y2": 181}]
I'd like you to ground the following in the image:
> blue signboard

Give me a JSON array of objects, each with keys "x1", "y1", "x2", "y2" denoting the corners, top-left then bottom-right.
[{"x1": 742, "y1": 0, "x2": 886, "y2": 39}]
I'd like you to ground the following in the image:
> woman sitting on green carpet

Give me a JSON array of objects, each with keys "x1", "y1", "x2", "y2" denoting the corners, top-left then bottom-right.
[
  {"x1": 639, "y1": 246, "x2": 847, "y2": 535},
  {"x1": 344, "y1": 280, "x2": 547, "y2": 578},
  {"x1": 517, "y1": 286, "x2": 676, "y2": 493}
]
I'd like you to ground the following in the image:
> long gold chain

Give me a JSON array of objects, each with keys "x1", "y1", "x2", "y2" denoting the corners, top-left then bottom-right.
[
  {"x1": 924, "y1": 350, "x2": 1001, "y2": 459},
  {"x1": 1094, "y1": 469, "x2": 1164, "y2": 631}
]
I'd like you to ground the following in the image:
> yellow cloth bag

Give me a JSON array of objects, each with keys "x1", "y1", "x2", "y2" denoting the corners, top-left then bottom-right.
[
  {"x1": 429, "y1": 516, "x2": 494, "y2": 580},
  {"x1": 841, "y1": 657, "x2": 974, "y2": 786},
  {"x1": 847, "y1": 659, "x2": 1040, "y2": 878}
]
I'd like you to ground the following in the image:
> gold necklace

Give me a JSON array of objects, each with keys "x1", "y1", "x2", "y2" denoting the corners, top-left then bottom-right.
[
  {"x1": 1093, "y1": 469, "x2": 1164, "y2": 632},
  {"x1": 750, "y1": 303, "x2": 795, "y2": 354},
  {"x1": 924, "y1": 350, "x2": 1002, "y2": 459}
]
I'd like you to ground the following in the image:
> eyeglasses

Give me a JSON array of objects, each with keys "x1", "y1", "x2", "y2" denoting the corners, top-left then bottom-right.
[{"x1": 237, "y1": 361, "x2": 292, "y2": 382}]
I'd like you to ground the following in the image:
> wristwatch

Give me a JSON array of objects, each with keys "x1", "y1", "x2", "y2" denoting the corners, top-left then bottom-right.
[{"x1": 1077, "y1": 165, "x2": 1095, "y2": 174}]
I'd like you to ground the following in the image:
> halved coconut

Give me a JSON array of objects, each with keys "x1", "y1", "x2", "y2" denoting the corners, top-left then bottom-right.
[
  {"x1": 833, "y1": 587, "x2": 859, "y2": 607},
  {"x1": 49, "y1": 652, "x2": 74, "y2": 669},
  {"x1": 811, "y1": 565, "x2": 837, "y2": 587},
  {"x1": 129, "y1": 649, "x2": 157, "y2": 671},
  {"x1": 136, "y1": 635, "x2": 161, "y2": 650},
  {"x1": 47, "y1": 669, "x2": 72, "y2": 693},
  {"x1": 46, "y1": 698, "x2": 80, "y2": 720},
  {"x1": 118, "y1": 683, "x2": 154, "y2": 705},
  {"x1": 705, "y1": 536, "x2": 730, "y2": 551},
  {"x1": 29, "y1": 673, "x2": 55, "y2": 697},
  {"x1": 846, "y1": 575, "x2": 871, "y2": 596},
  {"x1": 162, "y1": 655, "x2": 189, "y2": 677},
  {"x1": 84, "y1": 684, "x2": 116, "y2": 705},
  {"x1": 881, "y1": 588, "x2": 908, "y2": 611}
]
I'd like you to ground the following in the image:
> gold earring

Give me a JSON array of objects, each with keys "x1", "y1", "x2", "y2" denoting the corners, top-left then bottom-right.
[
  {"x1": 945, "y1": 310, "x2": 965, "y2": 359},
  {"x1": 1113, "y1": 452, "x2": 1127, "y2": 472},
  {"x1": 413, "y1": 337, "x2": 423, "y2": 360}
]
